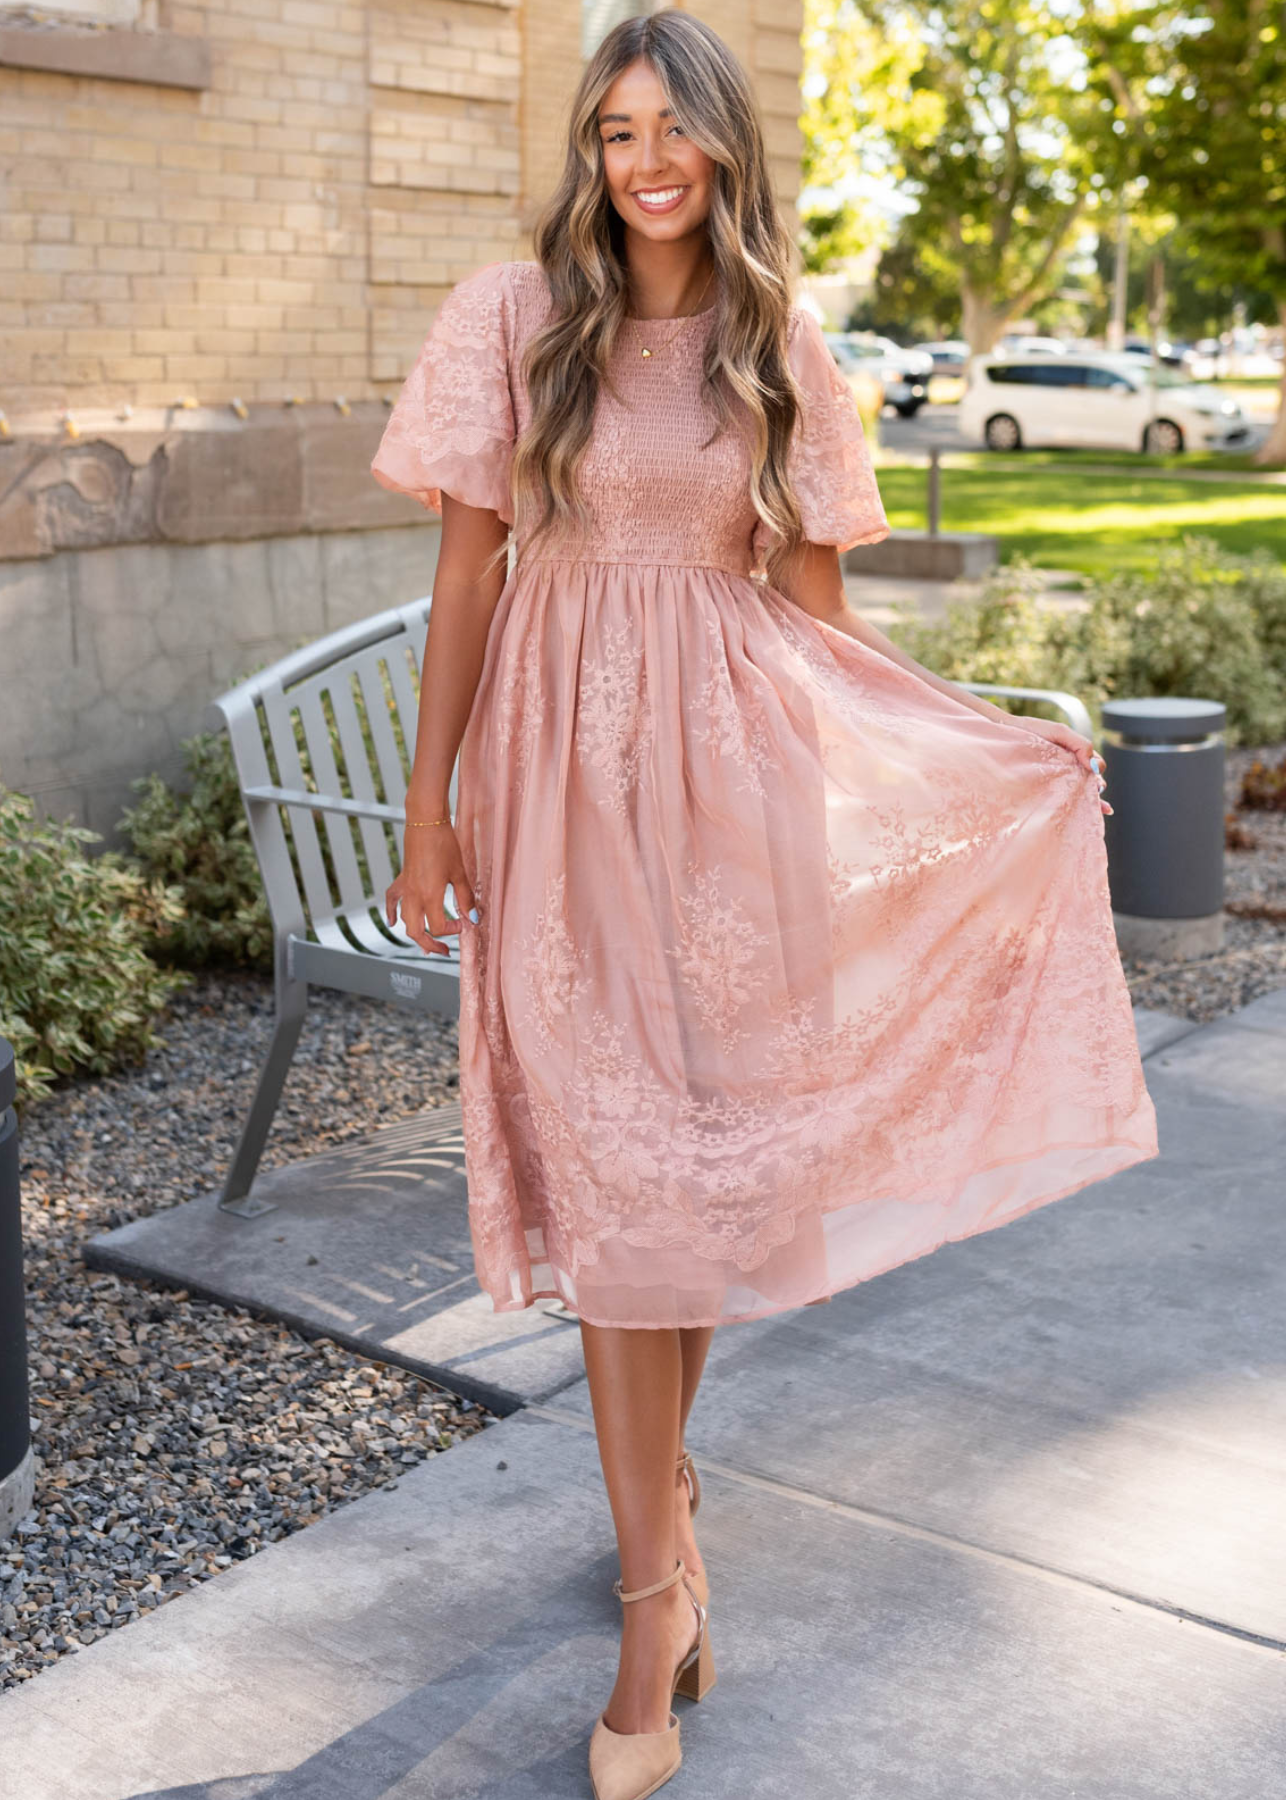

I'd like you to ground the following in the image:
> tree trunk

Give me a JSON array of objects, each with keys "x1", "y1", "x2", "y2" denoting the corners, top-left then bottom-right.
[
  {"x1": 1253, "y1": 299, "x2": 1286, "y2": 466},
  {"x1": 961, "y1": 284, "x2": 1010, "y2": 355}
]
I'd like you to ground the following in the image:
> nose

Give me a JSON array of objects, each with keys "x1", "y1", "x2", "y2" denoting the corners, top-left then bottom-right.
[{"x1": 636, "y1": 125, "x2": 668, "y2": 176}]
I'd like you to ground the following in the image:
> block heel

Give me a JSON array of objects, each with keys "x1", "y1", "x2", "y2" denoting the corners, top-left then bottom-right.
[{"x1": 588, "y1": 1557, "x2": 713, "y2": 1800}]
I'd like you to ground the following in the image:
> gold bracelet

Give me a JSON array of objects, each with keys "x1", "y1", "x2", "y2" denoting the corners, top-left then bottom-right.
[{"x1": 405, "y1": 815, "x2": 453, "y2": 828}]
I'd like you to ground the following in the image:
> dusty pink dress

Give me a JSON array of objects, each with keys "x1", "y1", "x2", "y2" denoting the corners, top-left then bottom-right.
[{"x1": 371, "y1": 259, "x2": 1159, "y2": 1330}]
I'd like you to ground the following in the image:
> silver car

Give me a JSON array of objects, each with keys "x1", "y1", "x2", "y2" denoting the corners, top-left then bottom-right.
[{"x1": 825, "y1": 332, "x2": 931, "y2": 417}]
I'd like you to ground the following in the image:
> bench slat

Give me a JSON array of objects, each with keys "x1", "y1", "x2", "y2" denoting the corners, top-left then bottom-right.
[
  {"x1": 259, "y1": 683, "x2": 353, "y2": 952},
  {"x1": 325, "y1": 663, "x2": 399, "y2": 905},
  {"x1": 354, "y1": 653, "x2": 414, "y2": 831},
  {"x1": 294, "y1": 684, "x2": 372, "y2": 916}
]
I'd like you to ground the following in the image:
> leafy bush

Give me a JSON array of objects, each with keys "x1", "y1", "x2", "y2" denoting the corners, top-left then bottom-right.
[
  {"x1": 889, "y1": 560, "x2": 1086, "y2": 704},
  {"x1": 887, "y1": 535, "x2": 1286, "y2": 745},
  {"x1": 118, "y1": 730, "x2": 273, "y2": 971},
  {"x1": 1085, "y1": 539, "x2": 1286, "y2": 742},
  {"x1": 0, "y1": 789, "x2": 194, "y2": 1111}
]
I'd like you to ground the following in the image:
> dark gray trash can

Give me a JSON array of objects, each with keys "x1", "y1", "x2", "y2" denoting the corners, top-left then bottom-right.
[
  {"x1": 0, "y1": 1038, "x2": 34, "y2": 1540},
  {"x1": 1100, "y1": 697, "x2": 1226, "y2": 961}
]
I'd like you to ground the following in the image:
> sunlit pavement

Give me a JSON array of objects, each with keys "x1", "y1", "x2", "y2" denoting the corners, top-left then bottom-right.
[{"x1": 3, "y1": 995, "x2": 1283, "y2": 1797}]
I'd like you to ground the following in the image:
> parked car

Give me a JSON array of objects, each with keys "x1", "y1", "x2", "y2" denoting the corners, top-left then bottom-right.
[
  {"x1": 825, "y1": 332, "x2": 930, "y2": 417},
  {"x1": 998, "y1": 334, "x2": 1068, "y2": 357},
  {"x1": 820, "y1": 333, "x2": 885, "y2": 418},
  {"x1": 912, "y1": 339, "x2": 970, "y2": 377},
  {"x1": 958, "y1": 352, "x2": 1251, "y2": 453},
  {"x1": 1120, "y1": 336, "x2": 1199, "y2": 372}
]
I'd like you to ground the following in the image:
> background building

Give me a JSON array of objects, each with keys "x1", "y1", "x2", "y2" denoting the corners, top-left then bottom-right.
[{"x1": 0, "y1": 0, "x2": 805, "y2": 837}]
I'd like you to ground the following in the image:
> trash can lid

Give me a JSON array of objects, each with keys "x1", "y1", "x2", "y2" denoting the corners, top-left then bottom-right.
[
  {"x1": 1101, "y1": 696, "x2": 1226, "y2": 741},
  {"x1": 0, "y1": 1039, "x2": 12, "y2": 1114}
]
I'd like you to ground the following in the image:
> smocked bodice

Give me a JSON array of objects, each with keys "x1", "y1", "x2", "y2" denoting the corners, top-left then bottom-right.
[
  {"x1": 506, "y1": 270, "x2": 760, "y2": 576},
  {"x1": 370, "y1": 257, "x2": 890, "y2": 578}
]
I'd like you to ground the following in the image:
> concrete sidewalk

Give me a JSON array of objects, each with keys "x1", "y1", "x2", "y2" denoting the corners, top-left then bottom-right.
[{"x1": 4, "y1": 992, "x2": 1285, "y2": 1797}]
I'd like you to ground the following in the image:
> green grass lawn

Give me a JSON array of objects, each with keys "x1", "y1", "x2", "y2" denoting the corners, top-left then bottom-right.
[
  {"x1": 958, "y1": 445, "x2": 1286, "y2": 475},
  {"x1": 873, "y1": 455, "x2": 1286, "y2": 581}
]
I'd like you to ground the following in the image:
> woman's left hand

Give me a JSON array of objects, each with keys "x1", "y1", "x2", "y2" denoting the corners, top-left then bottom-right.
[{"x1": 1018, "y1": 717, "x2": 1113, "y2": 814}]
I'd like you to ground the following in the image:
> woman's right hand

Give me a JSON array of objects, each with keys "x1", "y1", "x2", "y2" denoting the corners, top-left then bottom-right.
[{"x1": 385, "y1": 822, "x2": 478, "y2": 957}]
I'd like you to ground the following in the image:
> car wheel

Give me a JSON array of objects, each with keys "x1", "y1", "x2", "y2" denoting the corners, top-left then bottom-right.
[
  {"x1": 985, "y1": 413, "x2": 1022, "y2": 451},
  {"x1": 1144, "y1": 418, "x2": 1184, "y2": 454},
  {"x1": 894, "y1": 402, "x2": 916, "y2": 417}
]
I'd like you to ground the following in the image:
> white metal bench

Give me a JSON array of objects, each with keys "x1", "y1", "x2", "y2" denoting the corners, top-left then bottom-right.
[
  {"x1": 206, "y1": 595, "x2": 460, "y2": 1217},
  {"x1": 207, "y1": 592, "x2": 1092, "y2": 1220}
]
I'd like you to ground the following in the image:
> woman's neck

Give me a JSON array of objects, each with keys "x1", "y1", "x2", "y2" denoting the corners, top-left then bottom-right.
[{"x1": 623, "y1": 236, "x2": 717, "y2": 320}]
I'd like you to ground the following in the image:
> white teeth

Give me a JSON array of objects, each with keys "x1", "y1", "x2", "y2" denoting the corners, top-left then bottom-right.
[{"x1": 635, "y1": 187, "x2": 684, "y2": 206}]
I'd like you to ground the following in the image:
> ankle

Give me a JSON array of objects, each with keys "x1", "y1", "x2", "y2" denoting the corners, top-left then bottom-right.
[{"x1": 620, "y1": 1579, "x2": 688, "y2": 1629}]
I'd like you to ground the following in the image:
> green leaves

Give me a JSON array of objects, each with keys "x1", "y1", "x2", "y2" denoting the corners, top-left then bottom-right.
[
  {"x1": 0, "y1": 791, "x2": 195, "y2": 1113},
  {"x1": 802, "y1": 0, "x2": 1108, "y2": 341},
  {"x1": 117, "y1": 732, "x2": 273, "y2": 973},
  {"x1": 887, "y1": 534, "x2": 1286, "y2": 743}
]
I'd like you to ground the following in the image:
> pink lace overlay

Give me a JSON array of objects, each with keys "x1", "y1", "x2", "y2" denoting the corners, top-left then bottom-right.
[{"x1": 371, "y1": 260, "x2": 1160, "y2": 1329}]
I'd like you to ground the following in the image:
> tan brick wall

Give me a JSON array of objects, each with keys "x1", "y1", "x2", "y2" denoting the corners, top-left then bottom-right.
[{"x1": 0, "y1": 0, "x2": 802, "y2": 415}]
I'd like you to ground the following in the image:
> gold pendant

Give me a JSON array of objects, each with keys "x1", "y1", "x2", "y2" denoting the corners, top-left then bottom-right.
[{"x1": 641, "y1": 346, "x2": 652, "y2": 357}]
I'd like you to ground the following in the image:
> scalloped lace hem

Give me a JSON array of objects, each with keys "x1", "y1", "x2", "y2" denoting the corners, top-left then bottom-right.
[{"x1": 473, "y1": 1128, "x2": 1160, "y2": 1330}]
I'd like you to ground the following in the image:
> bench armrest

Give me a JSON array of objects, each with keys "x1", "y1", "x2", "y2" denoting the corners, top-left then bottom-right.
[
  {"x1": 242, "y1": 784, "x2": 406, "y2": 825},
  {"x1": 957, "y1": 684, "x2": 1093, "y2": 740}
]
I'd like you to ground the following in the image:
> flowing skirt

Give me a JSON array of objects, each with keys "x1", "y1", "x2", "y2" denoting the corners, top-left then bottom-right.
[{"x1": 453, "y1": 558, "x2": 1159, "y2": 1329}]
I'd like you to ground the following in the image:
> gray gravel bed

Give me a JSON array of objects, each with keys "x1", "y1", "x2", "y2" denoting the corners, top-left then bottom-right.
[
  {"x1": 1119, "y1": 737, "x2": 1286, "y2": 1019},
  {"x1": 4, "y1": 979, "x2": 496, "y2": 1695}
]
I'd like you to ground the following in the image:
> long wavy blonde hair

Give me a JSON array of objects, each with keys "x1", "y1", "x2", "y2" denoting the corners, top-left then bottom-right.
[{"x1": 507, "y1": 9, "x2": 808, "y2": 591}]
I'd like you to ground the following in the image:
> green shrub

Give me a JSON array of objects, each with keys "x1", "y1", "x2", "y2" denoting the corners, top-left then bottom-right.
[
  {"x1": 118, "y1": 730, "x2": 273, "y2": 971},
  {"x1": 889, "y1": 560, "x2": 1083, "y2": 705},
  {"x1": 886, "y1": 535, "x2": 1286, "y2": 745},
  {"x1": 1085, "y1": 539, "x2": 1286, "y2": 743},
  {"x1": 0, "y1": 789, "x2": 194, "y2": 1112}
]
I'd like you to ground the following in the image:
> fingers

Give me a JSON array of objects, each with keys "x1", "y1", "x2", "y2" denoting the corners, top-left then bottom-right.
[
  {"x1": 423, "y1": 886, "x2": 455, "y2": 935},
  {"x1": 384, "y1": 881, "x2": 451, "y2": 956},
  {"x1": 406, "y1": 912, "x2": 455, "y2": 957},
  {"x1": 384, "y1": 879, "x2": 482, "y2": 958},
  {"x1": 1089, "y1": 749, "x2": 1113, "y2": 814}
]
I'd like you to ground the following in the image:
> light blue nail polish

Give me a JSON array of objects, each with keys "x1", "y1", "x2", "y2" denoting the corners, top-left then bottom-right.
[{"x1": 468, "y1": 906, "x2": 480, "y2": 923}]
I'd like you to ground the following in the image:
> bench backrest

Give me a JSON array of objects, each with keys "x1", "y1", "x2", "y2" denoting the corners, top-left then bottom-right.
[{"x1": 207, "y1": 597, "x2": 441, "y2": 950}]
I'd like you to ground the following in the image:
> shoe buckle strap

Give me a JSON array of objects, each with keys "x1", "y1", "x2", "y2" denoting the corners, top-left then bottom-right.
[{"x1": 613, "y1": 1557, "x2": 686, "y2": 1604}]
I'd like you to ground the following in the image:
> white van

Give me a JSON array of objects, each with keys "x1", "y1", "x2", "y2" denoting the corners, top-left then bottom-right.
[{"x1": 958, "y1": 352, "x2": 1250, "y2": 453}]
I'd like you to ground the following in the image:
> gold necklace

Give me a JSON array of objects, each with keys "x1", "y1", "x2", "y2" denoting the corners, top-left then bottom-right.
[{"x1": 628, "y1": 266, "x2": 715, "y2": 358}]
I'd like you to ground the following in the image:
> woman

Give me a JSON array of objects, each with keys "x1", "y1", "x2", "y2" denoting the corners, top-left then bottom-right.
[{"x1": 371, "y1": 13, "x2": 1159, "y2": 1797}]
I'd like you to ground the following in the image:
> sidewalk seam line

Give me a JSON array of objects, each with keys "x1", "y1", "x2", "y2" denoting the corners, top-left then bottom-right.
[{"x1": 523, "y1": 1403, "x2": 1286, "y2": 1659}]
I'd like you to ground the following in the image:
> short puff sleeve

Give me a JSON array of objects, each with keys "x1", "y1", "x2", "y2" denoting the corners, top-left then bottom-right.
[
  {"x1": 759, "y1": 305, "x2": 891, "y2": 557},
  {"x1": 370, "y1": 260, "x2": 517, "y2": 526}
]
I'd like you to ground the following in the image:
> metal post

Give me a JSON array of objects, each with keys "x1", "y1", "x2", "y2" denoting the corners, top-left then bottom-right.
[
  {"x1": 0, "y1": 1039, "x2": 34, "y2": 1541},
  {"x1": 927, "y1": 446, "x2": 941, "y2": 538}
]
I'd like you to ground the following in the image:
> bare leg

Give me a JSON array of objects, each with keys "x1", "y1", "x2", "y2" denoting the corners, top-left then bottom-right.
[
  {"x1": 675, "y1": 1326, "x2": 714, "y2": 1597},
  {"x1": 580, "y1": 1320, "x2": 704, "y2": 1735},
  {"x1": 677, "y1": 1325, "x2": 714, "y2": 1438}
]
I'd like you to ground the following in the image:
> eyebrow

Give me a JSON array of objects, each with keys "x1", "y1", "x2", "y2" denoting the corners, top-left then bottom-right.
[{"x1": 598, "y1": 107, "x2": 675, "y2": 124}]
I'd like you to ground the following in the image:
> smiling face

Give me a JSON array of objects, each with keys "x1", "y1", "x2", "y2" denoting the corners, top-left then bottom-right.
[{"x1": 597, "y1": 58, "x2": 714, "y2": 243}]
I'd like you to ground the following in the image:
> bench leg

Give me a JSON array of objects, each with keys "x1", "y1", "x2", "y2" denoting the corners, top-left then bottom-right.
[{"x1": 217, "y1": 979, "x2": 308, "y2": 1217}]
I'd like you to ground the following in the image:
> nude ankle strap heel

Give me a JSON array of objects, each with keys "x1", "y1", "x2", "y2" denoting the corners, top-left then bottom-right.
[
  {"x1": 675, "y1": 1450, "x2": 701, "y2": 1517},
  {"x1": 588, "y1": 1558, "x2": 716, "y2": 1800}
]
